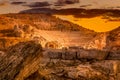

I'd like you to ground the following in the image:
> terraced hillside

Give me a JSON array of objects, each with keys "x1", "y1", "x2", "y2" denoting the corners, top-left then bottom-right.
[
  {"x1": 0, "y1": 13, "x2": 97, "y2": 49},
  {"x1": 0, "y1": 13, "x2": 119, "y2": 50},
  {"x1": 0, "y1": 13, "x2": 91, "y2": 31}
]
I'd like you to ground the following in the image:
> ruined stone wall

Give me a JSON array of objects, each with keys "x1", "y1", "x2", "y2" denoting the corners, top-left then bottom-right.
[
  {"x1": 39, "y1": 48, "x2": 120, "y2": 80},
  {"x1": 0, "y1": 41, "x2": 120, "y2": 80}
]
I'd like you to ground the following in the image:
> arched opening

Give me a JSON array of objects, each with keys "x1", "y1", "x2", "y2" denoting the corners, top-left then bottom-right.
[
  {"x1": 49, "y1": 44, "x2": 54, "y2": 48},
  {"x1": 45, "y1": 41, "x2": 61, "y2": 49}
]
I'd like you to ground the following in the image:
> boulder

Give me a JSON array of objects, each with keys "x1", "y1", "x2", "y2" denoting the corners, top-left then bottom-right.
[
  {"x1": 92, "y1": 60, "x2": 120, "y2": 80},
  {"x1": 0, "y1": 41, "x2": 42, "y2": 80}
]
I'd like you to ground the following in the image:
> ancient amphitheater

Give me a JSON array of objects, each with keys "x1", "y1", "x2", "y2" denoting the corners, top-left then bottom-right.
[{"x1": 0, "y1": 14, "x2": 120, "y2": 80}]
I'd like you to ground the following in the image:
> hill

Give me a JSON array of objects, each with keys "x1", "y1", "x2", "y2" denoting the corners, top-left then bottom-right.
[
  {"x1": 0, "y1": 13, "x2": 97, "y2": 50},
  {"x1": 0, "y1": 13, "x2": 94, "y2": 32}
]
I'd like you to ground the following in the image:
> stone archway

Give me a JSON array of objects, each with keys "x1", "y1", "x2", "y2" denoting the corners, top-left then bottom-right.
[{"x1": 45, "y1": 41, "x2": 61, "y2": 49}]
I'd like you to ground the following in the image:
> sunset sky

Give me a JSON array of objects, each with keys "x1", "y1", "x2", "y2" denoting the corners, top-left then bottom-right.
[
  {"x1": 0, "y1": 0, "x2": 120, "y2": 14},
  {"x1": 0, "y1": 0, "x2": 120, "y2": 32}
]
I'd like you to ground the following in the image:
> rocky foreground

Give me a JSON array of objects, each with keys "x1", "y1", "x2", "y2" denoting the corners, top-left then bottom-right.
[
  {"x1": 0, "y1": 14, "x2": 119, "y2": 80},
  {"x1": 0, "y1": 41, "x2": 120, "y2": 80}
]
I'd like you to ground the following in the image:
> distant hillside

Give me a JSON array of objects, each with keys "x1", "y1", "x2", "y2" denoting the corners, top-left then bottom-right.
[
  {"x1": 0, "y1": 13, "x2": 94, "y2": 33},
  {"x1": 0, "y1": 13, "x2": 96, "y2": 50},
  {"x1": 0, "y1": 13, "x2": 119, "y2": 51}
]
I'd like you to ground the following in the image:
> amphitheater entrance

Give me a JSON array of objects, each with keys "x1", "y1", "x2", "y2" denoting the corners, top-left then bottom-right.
[{"x1": 45, "y1": 41, "x2": 61, "y2": 49}]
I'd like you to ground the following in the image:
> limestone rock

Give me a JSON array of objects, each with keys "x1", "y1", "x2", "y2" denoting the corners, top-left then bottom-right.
[{"x1": 0, "y1": 41, "x2": 42, "y2": 80}]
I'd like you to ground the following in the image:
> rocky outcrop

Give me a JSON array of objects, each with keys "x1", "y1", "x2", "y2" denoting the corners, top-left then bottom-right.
[
  {"x1": 0, "y1": 41, "x2": 42, "y2": 80},
  {"x1": 31, "y1": 59, "x2": 120, "y2": 80},
  {"x1": 106, "y1": 26, "x2": 120, "y2": 51},
  {"x1": 83, "y1": 33, "x2": 107, "y2": 50},
  {"x1": 36, "y1": 47, "x2": 120, "y2": 80},
  {"x1": 13, "y1": 24, "x2": 35, "y2": 38},
  {"x1": 0, "y1": 41, "x2": 120, "y2": 80}
]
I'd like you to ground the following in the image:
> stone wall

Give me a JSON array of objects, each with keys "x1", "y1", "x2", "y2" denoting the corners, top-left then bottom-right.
[
  {"x1": 0, "y1": 41, "x2": 120, "y2": 80},
  {"x1": 39, "y1": 48, "x2": 120, "y2": 80}
]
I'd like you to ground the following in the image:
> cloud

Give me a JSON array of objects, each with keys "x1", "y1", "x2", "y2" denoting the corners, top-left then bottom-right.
[
  {"x1": 26, "y1": 2, "x2": 51, "y2": 8},
  {"x1": 11, "y1": 2, "x2": 26, "y2": 5},
  {"x1": 55, "y1": 0, "x2": 80, "y2": 6},
  {"x1": 19, "y1": 8, "x2": 120, "y2": 18}
]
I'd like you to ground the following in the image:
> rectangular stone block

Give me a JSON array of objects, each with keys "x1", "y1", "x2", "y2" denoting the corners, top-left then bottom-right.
[
  {"x1": 62, "y1": 50, "x2": 77, "y2": 60},
  {"x1": 42, "y1": 49, "x2": 63, "y2": 59},
  {"x1": 48, "y1": 52, "x2": 62, "y2": 59},
  {"x1": 77, "y1": 49, "x2": 108, "y2": 60},
  {"x1": 107, "y1": 50, "x2": 120, "y2": 60}
]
